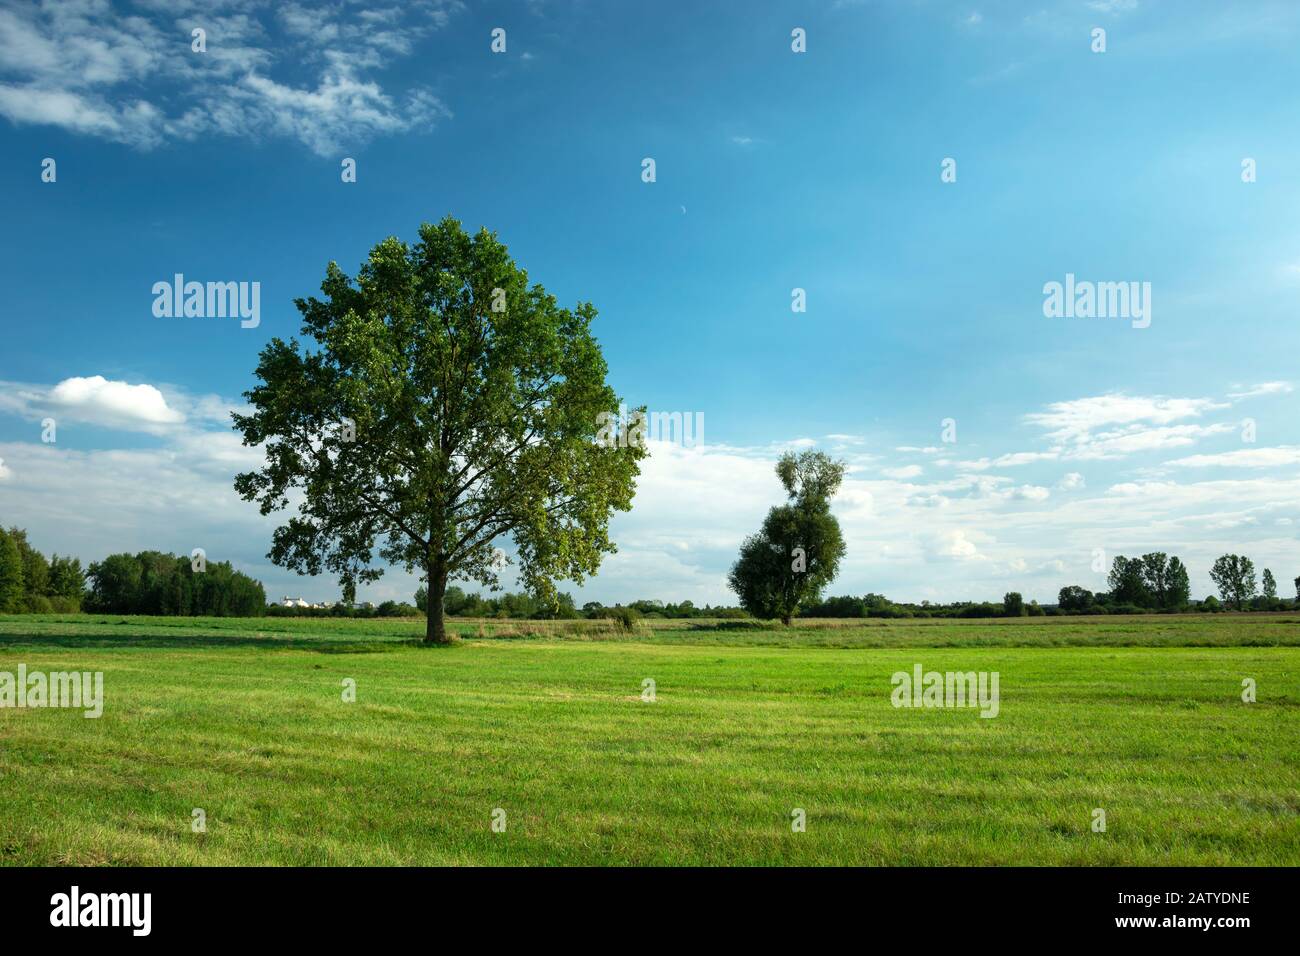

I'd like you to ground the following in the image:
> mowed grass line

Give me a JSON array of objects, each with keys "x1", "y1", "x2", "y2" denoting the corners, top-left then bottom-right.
[{"x1": 1, "y1": 625, "x2": 1296, "y2": 865}]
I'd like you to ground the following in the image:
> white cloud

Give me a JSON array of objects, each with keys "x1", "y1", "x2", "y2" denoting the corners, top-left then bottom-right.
[
  {"x1": 1008, "y1": 484, "x2": 1050, "y2": 502},
  {"x1": 47, "y1": 376, "x2": 184, "y2": 428},
  {"x1": 992, "y1": 450, "x2": 1059, "y2": 467},
  {"x1": 1071, "y1": 422, "x2": 1235, "y2": 459},
  {"x1": 1017, "y1": 393, "x2": 1235, "y2": 462},
  {"x1": 1025, "y1": 393, "x2": 1225, "y2": 441},
  {"x1": 1057, "y1": 472, "x2": 1085, "y2": 490},
  {"x1": 925, "y1": 529, "x2": 984, "y2": 561},
  {"x1": 881, "y1": 464, "x2": 923, "y2": 479},
  {"x1": 0, "y1": 377, "x2": 250, "y2": 436},
  {"x1": 1167, "y1": 446, "x2": 1300, "y2": 469}
]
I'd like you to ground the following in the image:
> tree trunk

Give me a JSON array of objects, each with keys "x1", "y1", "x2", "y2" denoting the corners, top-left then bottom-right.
[{"x1": 424, "y1": 555, "x2": 450, "y2": 644}]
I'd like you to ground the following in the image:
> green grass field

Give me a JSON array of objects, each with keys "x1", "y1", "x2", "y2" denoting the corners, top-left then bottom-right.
[{"x1": 1, "y1": 613, "x2": 1297, "y2": 865}]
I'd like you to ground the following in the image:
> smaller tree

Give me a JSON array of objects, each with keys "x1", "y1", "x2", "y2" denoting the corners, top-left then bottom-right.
[
  {"x1": 1003, "y1": 591, "x2": 1025, "y2": 617},
  {"x1": 1107, "y1": 555, "x2": 1150, "y2": 606},
  {"x1": 1057, "y1": 585, "x2": 1094, "y2": 612},
  {"x1": 1165, "y1": 556, "x2": 1191, "y2": 609},
  {"x1": 728, "y1": 451, "x2": 846, "y2": 625},
  {"x1": 1262, "y1": 568, "x2": 1277, "y2": 600},
  {"x1": 47, "y1": 555, "x2": 85, "y2": 601},
  {"x1": 1139, "y1": 552, "x2": 1169, "y2": 607},
  {"x1": 1209, "y1": 554, "x2": 1256, "y2": 611},
  {"x1": 7, "y1": 527, "x2": 50, "y2": 609}
]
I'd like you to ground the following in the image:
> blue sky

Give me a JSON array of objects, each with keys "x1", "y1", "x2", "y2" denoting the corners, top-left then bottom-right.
[{"x1": 2, "y1": 0, "x2": 1299, "y2": 606}]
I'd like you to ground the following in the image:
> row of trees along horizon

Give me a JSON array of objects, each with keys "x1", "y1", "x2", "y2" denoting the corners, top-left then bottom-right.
[{"x1": 0, "y1": 522, "x2": 1295, "y2": 621}]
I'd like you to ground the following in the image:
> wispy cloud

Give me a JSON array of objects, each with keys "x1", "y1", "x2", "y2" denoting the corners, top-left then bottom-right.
[
  {"x1": 1167, "y1": 446, "x2": 1300, "y2": 469},
  {"x1": 1228, "y1": 381, "x2": 1294, "y2": 400},
  {"x1": 0, "y1": 1, "x2": 459, "y2": 155}
]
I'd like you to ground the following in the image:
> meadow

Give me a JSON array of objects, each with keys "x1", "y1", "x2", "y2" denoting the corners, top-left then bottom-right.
[{"x1": 0, "y1": 613, "x2": 1296, "y2": 866}]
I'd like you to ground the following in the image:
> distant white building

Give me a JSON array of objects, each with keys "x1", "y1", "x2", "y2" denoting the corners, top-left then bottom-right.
[{"x1": 281, "y1": 596, "x2": 310, "y2": 608}]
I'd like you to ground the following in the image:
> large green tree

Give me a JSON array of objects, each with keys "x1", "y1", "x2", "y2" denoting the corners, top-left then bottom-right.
[
  {"x1": 233, "y1": 217, "x2": 645, "y2": 643},
  {"x1": 727, "y1": 451, "x2": 846, "y2": 625},
  {"x1": 1209, "y1": 554, "x2": 1256, "y2": 611}
]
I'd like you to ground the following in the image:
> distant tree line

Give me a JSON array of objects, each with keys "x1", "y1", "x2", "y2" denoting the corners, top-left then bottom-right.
[
  {"x1": 0, "y1": 525, "x2": 86, "y2": 613},
  {"x1": 1, "y1": 521, "x2": 1294, "y2": 622},
  {"x1": 409, "y1": 586, "x2": 749, "y2": 622},
  {"x1": 794, "y1": 552, "x2": 1297, "y2": 621},
  {"x1": 84, "y1": 551, "x2": 265, "y2": 617},
  {"x1": 802, "y1": 591, "x2": 1048, "y2": 619},
  {"x1": 1057, "y1": 553, "x2": 1292, "y2": 614}
]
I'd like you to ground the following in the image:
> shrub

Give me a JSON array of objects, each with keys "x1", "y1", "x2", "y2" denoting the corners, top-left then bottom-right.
[
  {"x1": 23, "y1": 594, "x2": 53, "y2": 614},
  {"x1": 609, "y1": 606, "x2": 641, "y2": 630}
]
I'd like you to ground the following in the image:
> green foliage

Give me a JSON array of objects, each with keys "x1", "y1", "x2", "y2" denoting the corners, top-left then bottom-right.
[
  {"x1": 47, "y1": 555, "x2": 85, "y2": 604},
  {"x1": 1165, "y1": 556, "x2": 1191, "y2": 609},
  {"x1": 1107, "y1": 555, "x2": 1150, "y2": 606},
  {"x1": 0, "y1": 526, "x2": 85, "y2": 613},
  {"x1": 1262, "y1": 568, "x2": 1277, "y2": 600},
  {"x1": 1057, "y1": 585, "x2": 1094, "y2": 612},
  {"x1": 265, "y1": 602, "x2": 419, "y2": 619},
  {"x1": 728, "y1": 451, "x2": 847, "y2": 624},
  {"x1": 8, "y1": 527, "x2": 50, "y2": 600},
  {"x1": 604, "y1": 605, "x2": 641, "y2": 630},
  {"x1": 85, "y1": 553, "x2": 265, "y2": 617},
  {"x1": 1002, "y1": 592, "x2": 1026, "y2": 617},
  {"x1": 233, "y1": 217, "x2": 645, "y2": 643},
  {"x1": 0, "y1": 528, "x2": 23, "y2": 613},
  {"x1": 1098, "y1": 553, "x2": 1190, "y2": 611},
  {"x1": 1209, "y1": 554, "x2": 1257, "y2": 611}
]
